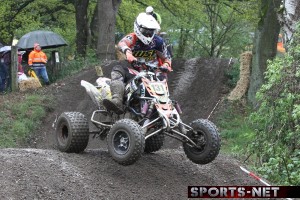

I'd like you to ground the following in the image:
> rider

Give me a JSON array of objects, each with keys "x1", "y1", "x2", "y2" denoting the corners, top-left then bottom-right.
[
  {"x1": 145, "y1": 6, "x2": 162, "y2": 25},
  {"x1": 146, "y1": 6, "x2": 173, "y2": 58},
  {"x1": 103, "y1": 12, "x2": 172, "y2": 115}
]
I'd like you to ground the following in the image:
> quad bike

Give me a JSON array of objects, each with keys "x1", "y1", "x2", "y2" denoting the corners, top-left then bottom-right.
[{"x1": 54, "y1": 61, "x2": 221, "y2": 165}]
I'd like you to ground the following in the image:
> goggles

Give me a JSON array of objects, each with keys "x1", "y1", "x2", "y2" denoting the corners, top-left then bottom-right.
[{"x1": 139, "y1": 27, "x2": 155, "y2": 37}]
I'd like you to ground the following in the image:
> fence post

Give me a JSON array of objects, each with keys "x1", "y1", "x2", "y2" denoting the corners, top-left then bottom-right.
[{"x1": 10, "y1": 46, "x2": 18, "y2": 91}]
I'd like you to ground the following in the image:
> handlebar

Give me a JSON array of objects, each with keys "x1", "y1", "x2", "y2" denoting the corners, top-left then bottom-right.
[{"x1": 131, "y1": 61, "x2": 158, "y2": 72}]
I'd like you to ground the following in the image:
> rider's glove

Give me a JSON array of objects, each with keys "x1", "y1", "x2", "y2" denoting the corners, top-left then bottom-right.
[
  {"x1": 160, "y1": 63, "x2": 171, "y2": 72},
  {"x1": 125, "y1": 50, "x2": 137, "y2": 63}
]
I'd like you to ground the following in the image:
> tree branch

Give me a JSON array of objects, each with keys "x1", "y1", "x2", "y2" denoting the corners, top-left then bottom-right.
[{"x1": 9, "y1": 0, "x2": 35, "y2": 21}]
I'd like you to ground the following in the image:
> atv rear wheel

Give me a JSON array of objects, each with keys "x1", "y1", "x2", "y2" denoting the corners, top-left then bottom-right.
[
  {"x1": 144, "y1": 133, "x2": 164, "y2": 153},
  {"x1": 107, "y1": 119, "x2": 145, "y2": 165},
  {"x1": 183, "y1": 119, "x2": 220, "y2": 164},
  {"x1": 55, "y1": 112, "x2": 89, "y2": 153}
]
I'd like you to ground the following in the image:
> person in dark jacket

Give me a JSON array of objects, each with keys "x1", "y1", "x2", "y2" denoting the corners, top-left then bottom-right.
[{"x1": 0, "y1": 51, "x2": 10, "y2": 93}]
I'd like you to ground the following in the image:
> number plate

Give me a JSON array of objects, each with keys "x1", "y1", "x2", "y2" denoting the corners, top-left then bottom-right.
[{"x1": 150, "y1": 83, "x2": 165, "y2": 95}]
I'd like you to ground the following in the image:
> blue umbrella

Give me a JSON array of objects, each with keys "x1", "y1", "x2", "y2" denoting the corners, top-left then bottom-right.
[{"x1": 17, "y1": 30, "x2": 67, "y2": 50}]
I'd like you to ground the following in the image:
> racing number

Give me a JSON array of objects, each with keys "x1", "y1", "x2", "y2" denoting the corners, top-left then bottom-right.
[{"x1": 152, "y1": 83, "x2": 164, "y2": 94}]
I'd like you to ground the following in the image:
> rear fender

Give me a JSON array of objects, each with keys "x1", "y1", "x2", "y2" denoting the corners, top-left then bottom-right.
[
  {"x1": 81, "y1": 80, "x2": 102, "y2": 107},
  {"x1": 81, "y1": 79, "x2": 112, "y2": 108}
]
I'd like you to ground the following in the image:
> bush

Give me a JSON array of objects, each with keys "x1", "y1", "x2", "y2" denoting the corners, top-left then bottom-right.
[{"x1": 248, "y1": 23, "x2": 300, "y2": 185}]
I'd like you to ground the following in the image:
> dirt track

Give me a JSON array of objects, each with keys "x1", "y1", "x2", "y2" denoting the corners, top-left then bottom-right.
[{"x1": 0, "y1": 59, "x2": 262, "y2": 200}]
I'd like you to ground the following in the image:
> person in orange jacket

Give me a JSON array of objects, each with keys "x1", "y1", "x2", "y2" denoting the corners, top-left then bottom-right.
[{"x1": 28, "y1": 43, "x2": 50, "y2": 85}]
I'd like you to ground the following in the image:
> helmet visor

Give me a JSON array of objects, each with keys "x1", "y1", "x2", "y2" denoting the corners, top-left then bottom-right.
[{"x1": 139, "y1": 27, "x2": 155, "y2": 37}]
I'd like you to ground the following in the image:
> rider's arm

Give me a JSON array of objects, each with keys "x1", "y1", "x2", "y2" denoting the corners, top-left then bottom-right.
[
  {"x1": 118, "y1": 33, "x2": 138, "y2": 63},
  {"x1": 118, "y1": 33, "x2": 136, "y2": 54}
]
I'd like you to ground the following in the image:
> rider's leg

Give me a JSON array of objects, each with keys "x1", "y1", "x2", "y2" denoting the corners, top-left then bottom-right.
[{"x1": 103, "y1": 66, "x2": 125, "y2": 114}]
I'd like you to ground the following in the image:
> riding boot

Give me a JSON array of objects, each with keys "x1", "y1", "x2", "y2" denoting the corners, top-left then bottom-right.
[{"x1": 103, "y1": 80, "x2": 124, "y2": 114}]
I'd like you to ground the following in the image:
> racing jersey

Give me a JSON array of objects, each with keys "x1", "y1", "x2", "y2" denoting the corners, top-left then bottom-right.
[{"x1": 118, "y1": 33, "x2": 171, "y2": 69}]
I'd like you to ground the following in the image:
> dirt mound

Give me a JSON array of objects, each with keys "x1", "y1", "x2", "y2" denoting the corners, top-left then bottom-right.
[
  {"x1": 0, "y1": 58, "x2": 263, "y2": 199},
  {"x1": 170, "y1": 58, "x2": 230, "y2": 121}
]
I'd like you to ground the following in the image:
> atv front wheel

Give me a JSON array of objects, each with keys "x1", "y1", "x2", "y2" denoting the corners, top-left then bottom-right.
[
  {"x1": 55, "y1": 112, "x2": 89, "y2": 153},
  {"x1": 183, "y1": 119, "x2": 220, "y2": 164},
  {"x1": 107, "y1": 119, "x2": 145, "y2": 165}
]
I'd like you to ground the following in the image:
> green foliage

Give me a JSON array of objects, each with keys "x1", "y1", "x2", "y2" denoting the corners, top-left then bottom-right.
[
  {"x1": 116, "y1": 0, "x2": 258, "y2": 59},
  {"x1": 0, "y1": 0, "x2": 259, "y2": 60},
  {"x1": 0, "y1": 0, "x2": 74, "y2": 45},
  {"x1": 216, "y1": 101, "x2": 255, "y2": 157},
  {"x1": 48, "y1": 49, "x2": 100, "y2": 82},
  {"x1": 248, "y1": 23, "x2": 300, "y2": 185},
  {"x1": 117, "y1": 1, "x2": 143, "y2": 34},
  {"x1": 168, "y1": 0, "x2": 258, "y2": 58},
  {"x1": 225, "y1": 61, "x2": 240, "y2": 88},
  {"x1": 0, "y1": 94, "x2": 54, "y2": 148}
]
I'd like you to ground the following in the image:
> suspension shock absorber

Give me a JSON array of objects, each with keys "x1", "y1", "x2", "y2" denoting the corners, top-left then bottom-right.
[
  {"x1": 141, "y1": 101, "x2": 149, "y2": 115},
  {"x1": 140, "y1": 84, "x2": 148, "y2": 116},
  {"x1": 173, "y1": 100, "x2": 183, "y2": 114},
  {"x1": 145, "y1": 101, "x2": 155, "y2": 118}
]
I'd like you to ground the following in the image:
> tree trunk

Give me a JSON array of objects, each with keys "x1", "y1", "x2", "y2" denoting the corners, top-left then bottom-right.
[
  {"x1": 74, "y1": 0, "x2": 89, "y2": 57},
  {"x1": 277, "y1": 0, "x2": 300, "y2": 42},
  {"x1": 177, "y1": 28, "x2": 189, "y2": 58},
  {"x1": 90, "y1": 4, "x2": 99, "y2": 50},
  {"x1": 247, "y1": 0, "x2": 281, "y2": 106},
  {"x1": 96, "y1": 0, "x2": 121, "y2": 61}
]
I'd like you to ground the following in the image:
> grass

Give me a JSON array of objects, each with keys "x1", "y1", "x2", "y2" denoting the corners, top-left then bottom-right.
[
  {"x1": 0, "y1": 92, "x2": 54, "y2": 148},
  {"x1": 215, "y1": 100, "x2": 256, "y2": 159},
  {"x1": 214, "y1": 59, "x2": 257, "y2": 160},
  {"x1": 0, "y1": 56, "x2": 98, "y2": 148}
]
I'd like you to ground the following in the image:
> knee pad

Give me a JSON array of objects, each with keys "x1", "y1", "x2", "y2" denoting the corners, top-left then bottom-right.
[{"x1": 111, "y1": 71, "x2": 124, "y2": 82}]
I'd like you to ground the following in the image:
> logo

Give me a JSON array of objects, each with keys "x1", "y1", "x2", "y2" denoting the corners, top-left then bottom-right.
[
  {"x1": 188, "y1": 186, "x2": 300, "y2": 198},
  {"x1": 133, "y1": 50, "x2": 156, "y2": 58}
]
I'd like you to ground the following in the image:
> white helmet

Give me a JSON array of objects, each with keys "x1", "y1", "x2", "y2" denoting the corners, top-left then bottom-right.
[
  {"x1": 146, "y1": 6, "x2": 154, "y2": 14},
  {"x1": 134, "y1": 12, "x2": 160, "y2": 45}
]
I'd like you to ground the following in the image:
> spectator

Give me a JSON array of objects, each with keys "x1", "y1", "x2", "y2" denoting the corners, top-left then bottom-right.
[
  {"x1": 28, "y1": 43, "x2": 50, "y2": 85},
  {"x1": 0, "y1": 51, "x2": 11, "y2": 93},
  {"x1": 145, "y1": 6, "x2": 173, "y2": 58},
  {"x1": 0, "y1": 57, "x2": 5, "y2": 94},
  {"x1": 17, "y1": 51, "x2": 24, "y2": 73},
  {"x1": 146, "y1": 6, "x2": 162, "y2": 25}
]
